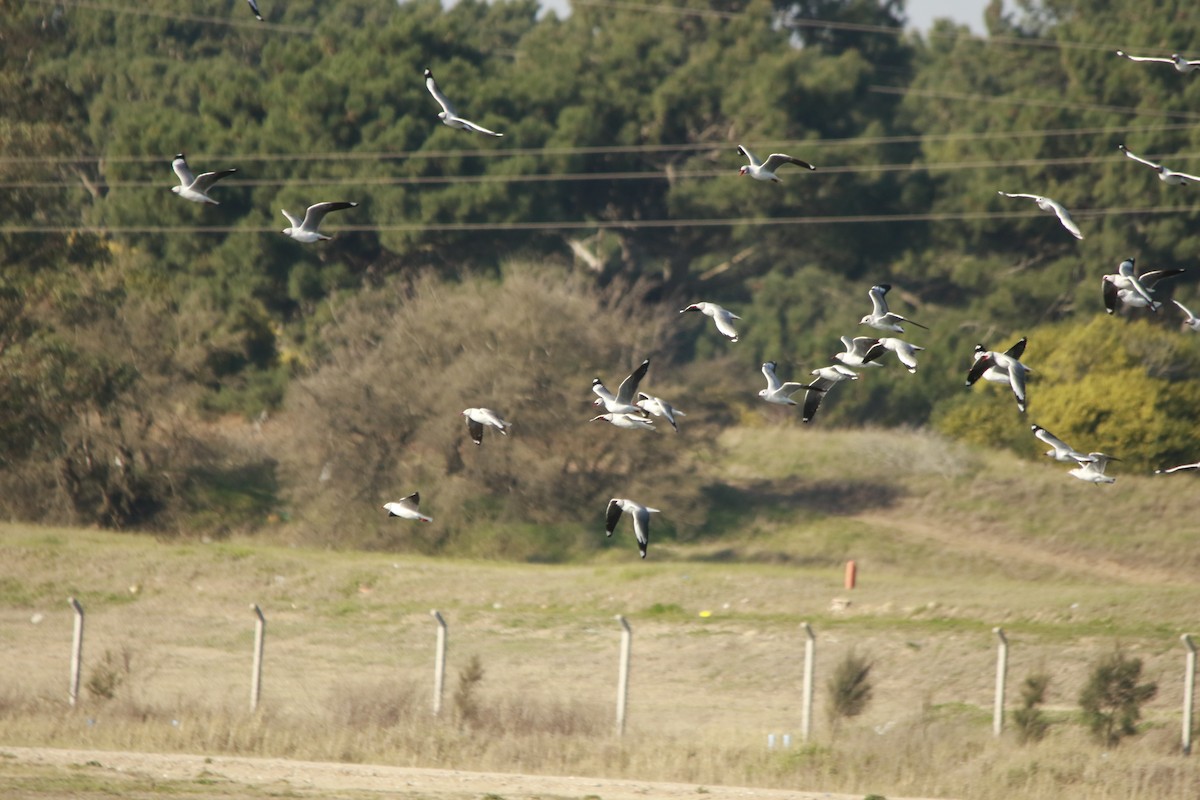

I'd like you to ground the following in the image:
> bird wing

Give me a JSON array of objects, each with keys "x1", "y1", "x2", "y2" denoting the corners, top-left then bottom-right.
[
  {"x1": 1173, "y1": 299, "x2": 1198, "y2": 321},
  {"x1": 779, "y1": 381, "x2": 817, "y2": 396},
  {"x1": 630, "y1": 507, "x2": 650, "y2": 557},
  {"x1": 605, "y1": 499, "x2": 623, "y2": 537},
  {"x1": 868, "y1": 284, "x2": 890, "y2": 317},
  {"x1": 859, "y1": 339, "x2": 887, "y2": 364},
  {"x1": 478, "y1": 409, "x2": 508, "y2": 432},
  {"x1": 965, "y1": 352, "x2": 995, "y2": 386},
  {"x1": 616, "y1": 359, "x2": 650, "y2": 405},
  {"x1": 192, "y1": 168, "x2": 237, "y2": 193},
  {"x1": 712, "y1": 311, "x2": 739, "y2": 340},
  {"x1": 1118, "y1": 145, "x2": 1161, "y2": 170},
  {"x1": 1167, "y1": 169, "x2": 1200, "y2": 183},
  {"x1": 301, "y1": 201, "x2": 356, "y2": 231},
  {"x1": 1160, "y1": 462, "x2": 1200, "y2": 474},
  {"x1": 1007, "y1": 362, "x2": 1028, "y2": 412},
  {"x1": 1003, "y1": 337, "x2": 1028, "y2": 360},
  {"x1": 1032, "y1": 425, "x2": 1070, "y2": 454},
  {"x1": 1102, "y1": 276, "x2": 1119, "y2": 314},
  {"x1": 761, "y1": 361, "x2": 781, "y2": 392},
  {"x1": 246, "y1": 0, "x2": 263, "y2": 20},
  {"x1": 802, "y1": 381, "x2": 832, "y2": 423},
  {"x1": 761, "y1": 153, "x2": 815, "y2": 172},
  {"x1": 457, "y1": 117, "x2": 503, "y2": 137},
  {"x1": 424, "y1": 69, "x2": 456, "y2": 115},
  {"x1": 1116, "y1": 51, "x2": 1173, "y2": 64},
  {"x1": 171, "y1": 156, "x2": 195, "y2": 187},
  {"x1": 1046, "y1": 199, "x2": 1083, "y2": 239},
  {"x1": 736, "y1": 145, "x2": 759, "y2": 167},
  {"x1": 281, "y1": 208, "x2": 302, "y2": 228},
  {"x1": 1139, "y1": 268, "x2": 1185, "y2": 289},
  {"x1": 399, "y1": 492, "x2": 421, "y2": 513},
  {"x1": 466, "y1": 418, "x2": 484, "y2": 445},
  {"x1": 997, "y1": 191, "x2": 1038, "y2": 200}
]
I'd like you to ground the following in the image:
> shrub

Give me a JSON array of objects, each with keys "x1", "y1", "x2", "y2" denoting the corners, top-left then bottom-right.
[
  {"x1": 1012, "y1": 671, "x2": 1050, "y2": 744},
  {"x1": 1079, "y1": 649, "x2": 1157, "y2": 747},
  {"x1": 827, "y1": 649, "x2": 873, "y2": 727},
  {"x1": 454, "y1": 654, "x2": 486, "y2": 728}
]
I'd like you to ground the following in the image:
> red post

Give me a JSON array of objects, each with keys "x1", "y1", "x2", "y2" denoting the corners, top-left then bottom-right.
[{"x1": 844, "y1": 560, "x2": 857, "y2": 590}]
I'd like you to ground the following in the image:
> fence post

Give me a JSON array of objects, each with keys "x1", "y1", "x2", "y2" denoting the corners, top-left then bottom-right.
[
  {"x1": 68, "y1": 597, "x2": 84, "y2": 707},
  {"x1": 615, "y1": 615, "x2": 632, "y2": 736},
  {"x1": 993, "y1": 627, "x2": 1008, "y2": 737},
  {"x1": 1183, "y1": 634, "x2": 1197, "y2": 755},
  {"x1": 250, "y1": 604, "x2": 266, "y2": 712},
  {"x1": 431, "y1": 610, "x2": 447, "y2": 716},
  {"x1": 801, "y1": 622, "x2": 815, "y2": 741}
]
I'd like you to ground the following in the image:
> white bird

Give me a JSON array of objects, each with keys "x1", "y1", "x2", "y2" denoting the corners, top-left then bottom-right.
[
  {"x1": 877, "y1": 337, "x2": 924, "y2": 373},
  {"x1": 860, "y1": 284, "x2": 928, "y2": 333},
  {"x1": 680, "y1": 302, "x2": 740, "y2": 342},
  {"x1": 1156, "y1": 461, "x2": 1200, "y2": 474},
  {"x1": 1031, "y1": 425, "x2": 1094, "y2": 464},
  {"x1": 1115, "y1": 50, "x2": 1200, "y2": 73},
  {"x1": 605, "y1": 498, "x2": 660, "y2": 559},
  {"x1": 736, "y1": 145, "x2": 815, "y2": 182},
  {"x1": 1172, "y1": 299, "x2": 1200, "y2": 332},
  {"x1": 997, "y1": 191, "x2": 1083, "y2": 240},
  {"x1": 281, "y1": 201, "x2": 358, "y2": 243},
  {"x1": 636, "y1": 392, "x2": 685, "y2": 433},
  {"x1": 382, "y1": 492, "x2": 432, "y2": 522},
  {"x1": 834, "y1": 336, "x2": 886, "y2": 368},
  {"x1": 592, "y1": 360, "x2": 650, "y2": 416},
  {"x1": 171, "y1": 154, "x2": 236, "y2": 205},
  {"x1": 757, "y1": 361, "x2": 823, "y2": 406},
  {"x1": 966, "y1": 337, "x2": 1030, "y2": 413},
  {"x1": 462, "y1": 408, "x2": 510, "y2": 445},
  {"x1": 1102, "y1": 258, "x2": 1184, "y2": 314},
  {"x1": 1068, "y1": 453, "x2": 1118, "y2": 484},
  {"x1": 423, "y1": 68, "x2": 503, "y2": 137},
  {"x1": 245, "y1": 0, "x2": 263, "y2": 21},
  {"x1": 802, "y1": 365, "x2": 858, "y2": 424},
  {"x1": 1117, "y1": 144, "x2": 1200, "y2": 185},
  {"x1": 590, "y1": 412, "x2": 655, "y2": 431}
]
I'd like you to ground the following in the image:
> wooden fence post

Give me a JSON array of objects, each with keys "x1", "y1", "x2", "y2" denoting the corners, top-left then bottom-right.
[
  {"x1": 250, "y1": 604, "x2": 266, "y2": 712},
  {"x1": 431, "y1": 610, "x2": 447, "y2": 716},
  {"x1": 801, "y1": 622, "x2": 816, "y2": 741},
  {"x1": 68, "y1": 597, "x2": 84, "y2": 707},
  {"x1": 615, "y1": 615, "x2": 632, "y2": 736},
  {"x1": 993, "y1": 627, "x2": 1008, "y2": 737},
  {"x1": 1183, "y1": 634, "x2": 1197, "y2": 755}
]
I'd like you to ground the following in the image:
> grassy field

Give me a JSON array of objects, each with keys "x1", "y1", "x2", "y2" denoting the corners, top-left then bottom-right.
[{"x1": 1, "y1": 426, "x2": 1198, "y2": 799}]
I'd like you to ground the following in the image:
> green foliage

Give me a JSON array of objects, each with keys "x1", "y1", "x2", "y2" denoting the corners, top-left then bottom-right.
[
  {"x1": 1013, "y1": 672, "x2": 1051, "y2": 744},
  {"x1": 1078, "y1": 649, "x2": 1157, "y2": 747},
  {"x1": 827, "y1": 649, "x2": 873, "y2": 725},
  {"x1": 454, "y1": 654, "x2": 486, "y2": 728}
]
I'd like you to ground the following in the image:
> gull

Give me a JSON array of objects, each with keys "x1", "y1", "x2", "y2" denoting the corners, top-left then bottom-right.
[
  {"x1": 1101, "y1": 258, "x2": 1184, "y2": 314},
  {"x1": 245, "y1": 0, "x2": 263, "y2": 20},
  {"x1": 171, "y1": 154, "x2": 236, "y2": 205},
  {"x1": 802, "y1": 365, "x2": 858, "y2": 424},
  {"x1": 966, "y1": 337, "x2": 1030, "y2": 413},
  {"x1": 382, "y1": 492, "x2": 432, "y2": 522},
  {"x1": 860, "y1": 284, "x2": 928, "y2": 333},
  {"x1": 1115, "y1": 51, "x2": 1200, "y2": 73},
  {"x1": 281, "y1": 201, "x2": 358, "y2": 242},
  {"x1": 877, "y1": 337, "x2": 924, "y2": 373},
  {"x1": 997, "y1": 191, "x2": 1083, "y2": 240},
  {"x1": 423, "y1": 68, "x2": 503, "y2": 137},
  {"x1": 592, "y1": 359, "x2": 650, "y2": 416},
  {"x1": 680, "y1": 302, "x2": 740, "y2": 342},
  {"x1": 1156, "y1": 461, "x2": 1200, "y2": 474},
  {"x1": 605, "y1": 498, "x2": 660, "y2": 559},
  {"x1": 1117, "y1": 144, "x2": 1200, "y2": 185},
  {"x1": 758, "y1": 361, "x2": 824, "y2": 406},
  {"x1": 462, "y1": 408, "x2": 510, "y2": 446},
  {"x1": 590, "y1": 412, "x2": 655, "y2": 431},
  {"x1": 834, "y1": 336, "x2": 886, "y2": 368},
  {"x1": 736, "y1": 145, "x2": 815, "y2": 182},
  {"x1": 1068, "y1": 453, "x2": 1118, "y2": 484},
  {"x1": 1031, "y1": 425, "x2": 1094, "y2": 464},
  {"x1": 1172, "y1": 299, "x2": 1200, "y2": 332},
  {"x1": 636, "y1": 392, "x2": 685, "y2": 433}
]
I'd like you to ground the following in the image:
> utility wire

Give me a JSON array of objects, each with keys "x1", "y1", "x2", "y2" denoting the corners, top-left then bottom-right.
[{"x1": 27, "y1": 0, "x2": 314, "y2": 35}]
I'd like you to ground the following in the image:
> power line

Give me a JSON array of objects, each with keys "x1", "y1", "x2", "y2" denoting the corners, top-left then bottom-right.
[
  {"x1": 870, "y1": 86, "x2": 1200, "y2": 123},
  {"x1": 28, "y1": 0, "x2": 314, "y2": 35}
]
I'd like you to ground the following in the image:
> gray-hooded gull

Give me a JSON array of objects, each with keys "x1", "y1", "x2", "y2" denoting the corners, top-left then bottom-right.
[
  {"x1": 171, "y1": 154, "x2": 236, "y2": 205},
  {"x1": 1068, "y1": 453, "x2": 1118, "y2": 484},
  {"x1": 281, "y1": 201, "x2": 358, "y2": 242},
  {"x1": 1115, "y1": 51, "x2": 1200, "y2": 73},
  {"x1": 758, "y1": 361, "x2": 824, "y2": 406},
  {"x1": 1102, "y1": 258, "x2": 1184, "y2": 314},
  {"x1": 1031, "y1": 424, "x2": 1094, "y2": 464},
  {"x1": 636, "y1": 392, "x2": 685, "y2": 433},
  {"x1": 382, "y1": 492, "x2": 432, "y2": 522},
  {"x1": 997, "y1": 191, "x2": 1083, "y2": 240},
  {"x1": 605, "y1": 498, "x2": 660, "y2": 558},
  {"x1": 462, "y1": 408, "x2": 510, "y2": 445},
  {"x1": 680, "y1": 302, "x2": 740, "y2": 342},
  {"x1": 424, "y1": 68, "x2": 503, "y2": 137},
  {"x1": 736, "y1": 145, "x2": 815, "y2": 183},
  {"x1": 966, "y1": 337, "x2": 1030, "y2": 413},
  {"x1": 1118, "y1": 144, "x2": 1200, "y2": 185},
  {"x1": 834, "y1": 336, "x2": 886, "y2": 368},
  {"x1": 246, "y1": 0, "x2": 263, "y2": 20},
  {"x1": 590, "y1": 412, "x2": 655, "y2": 431},
  {"x1": 802, "y1": 365, "x2": 857, "y2": 424},
  {"x1": 1172, "y1": 299, "x2": 1200, "y2": 332},
  {"x1": 860, "y1": 284, "x2": 927, "y2": 333},
  {"x1": 592, "y1": 359, "x2": 650, "y2": 416},
  {"x1": 877, "y1": 337, "x2": 924, "y2": 373}
]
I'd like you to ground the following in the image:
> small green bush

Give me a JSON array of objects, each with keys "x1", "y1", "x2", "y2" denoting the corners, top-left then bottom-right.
[
  {"x1": 1013, "y1": 672, "x2": 1051, "y2": 744},
  {"x1": 1079, "y1": 649, "x2": 1157, "y2": 747}
]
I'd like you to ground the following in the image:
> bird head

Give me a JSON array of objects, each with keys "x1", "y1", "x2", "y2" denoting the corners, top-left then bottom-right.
[
  {"x1": 737, "y1": 166, "x2": 748, "y2": 176},
  {"x1": 679, "y1": 304, "x2": 698, "y2": 314},
  {"x1": 858, "y1": 314, "x2": 872, "y2": 326},
  {"x1": 171, "y1": 186, "x2": 181, "y2": 195},
  {"x1": 589, "y1": 414, "x2": 610, "y2": 423},
  {"x1": 756, "y1": 389, "x2": 769, "y2": 398},
  {"x1": 437, "y1": 111, "x2": 448, "y2": 121}
]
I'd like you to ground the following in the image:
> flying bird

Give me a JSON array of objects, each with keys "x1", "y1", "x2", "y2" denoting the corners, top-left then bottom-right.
[
  {"x1": 170, "y1": 154, "x2": 236, "y2": 205},
  {"x1": 966, "y1": 337, "x2": 1031, "y2": 413},
  {"x1": 423, "y1": 68, "x2": 503, "y2": 137},
  {"x1": 834, "y1": 336, "x2": 886, "y2": 368},
  {"x1": 1031, "y1": 425, "x2": 1094, "y2": 464},
  {"x1": 1068, "y1": 453, "x2": 1119, "y2": 484},
  {"x1": 245, "y1": 0, "x2": 263, "y2": 20},
  {"x1": 590, "y1": 412, "x2": 655, "y2": 431},
  {"x1": 736, "y1": 145, "x2": 815, "y2": 182},
  {"x1": 1115, "y1": 50, "x2": 1200, "y2": 73},
  {"x1": 680, "y1": 302, "x2": 740, "y2": 342},
  {"x1": 860, "y1": 284, "x2": 928, "y2": 333},
  {"x1": 462, "y1": 408, "x2": 510, "y2": 445},
  {"x1": 802, "y1": 365, "x2": 858, "y2": 424},
  {"x1": 592, "y1": 360, "x2": 651, "y2": 416},
  {"x1": 1102, "y1": 258, "x2": 1184, "y2": 314},
  {"x1": 1117, "y1": 144, "x2": 1200, "y2": 185},
  {"x1": 1172, "y1": 299, "x2": 1200, "y2": 332},
  {"x1": 1156, "y1": 461, "x2": 1200, "y2": 474},
  {"x1": 281, "y1": 201, "x2": 358, "y2": 242},
  {"x1": 605, "y1": 498, "x2": 660, "y2": 559},
  {"x1": 757, "y1": 361, "x2": 823, "y2": 406},
  {"x1": 382, "y1": 492, "x2": 432, "y2": 522},
  {"x1": 876, "y1": 337, "x2": 924, "y2": 373},
  {"x1": 997, "y1": 191, "x2": 1083, "y2": 240},
  {"x1": 636, "y1": 392, "x2": 685, "y2": 433}
]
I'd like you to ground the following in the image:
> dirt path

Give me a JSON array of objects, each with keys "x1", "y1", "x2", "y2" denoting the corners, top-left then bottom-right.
[{"x1": 2, "y1": 746, "x2": 949, "y2": 800}]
